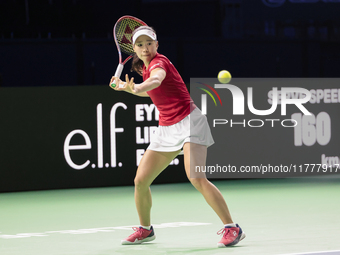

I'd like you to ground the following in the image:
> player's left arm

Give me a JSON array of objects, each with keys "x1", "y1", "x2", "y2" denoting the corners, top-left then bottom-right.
[{"x1": 133, "y1": 68, "x2": 166, "y2": 94}]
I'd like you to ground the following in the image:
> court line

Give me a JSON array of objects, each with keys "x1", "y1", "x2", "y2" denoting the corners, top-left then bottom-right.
[
  {"x1": 279, "y1": 250, "x2": 340, "y2": 255},
  {"x1": 0, "y1": 222, "x2": 211, "y2": 239}
]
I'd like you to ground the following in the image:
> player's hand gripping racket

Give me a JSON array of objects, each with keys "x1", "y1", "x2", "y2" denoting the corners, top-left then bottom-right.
[{"x1": 110, "y1": 16, "x2": 147, "y2": 88}]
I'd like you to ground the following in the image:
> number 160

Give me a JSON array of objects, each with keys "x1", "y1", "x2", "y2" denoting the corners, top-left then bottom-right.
[{"x1": 291, "y1": 112, "x2": 331, "y2": 146}]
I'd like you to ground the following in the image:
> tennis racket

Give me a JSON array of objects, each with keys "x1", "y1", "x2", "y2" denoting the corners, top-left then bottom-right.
[{"x1": 110, "y1": 15, "x2": 147, "y2": 88}]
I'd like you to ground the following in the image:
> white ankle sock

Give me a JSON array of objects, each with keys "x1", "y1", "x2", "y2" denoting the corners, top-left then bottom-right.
[
  {"x1": 141, "y1": 225, "x2": 151, "y2": 230},
  {"x1": 224, "y1": 223, "x2": 237, "y2": 228}
]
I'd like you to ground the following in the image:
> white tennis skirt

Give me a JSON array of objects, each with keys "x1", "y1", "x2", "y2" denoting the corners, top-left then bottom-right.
[{"x1": 147, "y1": 107, "x2": 214, "y2": 153}]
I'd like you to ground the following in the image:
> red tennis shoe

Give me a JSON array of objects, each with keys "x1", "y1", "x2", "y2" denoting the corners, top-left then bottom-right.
[
  {"x1": 121, "y1": 226, "x2": 156, "y2": 245},
  {"x1": 217, "y1": 224, "x2": 246, "y2": 248}
]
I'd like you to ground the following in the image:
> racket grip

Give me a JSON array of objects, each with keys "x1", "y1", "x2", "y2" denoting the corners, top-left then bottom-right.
[
  {"x1": 111, "y1": 63, "x2": 124, "y2": 88},
  {"x1": 114, "y1": 63, "x2": 124, "y2": 78}
]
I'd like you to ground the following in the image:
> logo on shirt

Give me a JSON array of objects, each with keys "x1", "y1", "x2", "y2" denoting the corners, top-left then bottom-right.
[{"x1": 149, "y1": 63, "x2": 160, "y2": 71}]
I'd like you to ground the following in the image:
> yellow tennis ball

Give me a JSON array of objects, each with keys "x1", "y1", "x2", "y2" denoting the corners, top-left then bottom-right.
[{"x1": 218, "y1": 70, "x2": 232, "y2": 83}]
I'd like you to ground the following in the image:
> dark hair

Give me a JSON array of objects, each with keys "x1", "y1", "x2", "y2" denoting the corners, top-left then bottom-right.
[{"x1": 130, "y1": 26, "x2": 157, "y2": 76}]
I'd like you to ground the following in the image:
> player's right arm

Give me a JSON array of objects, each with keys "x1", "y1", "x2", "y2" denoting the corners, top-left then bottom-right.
[{"x1": 132, "y1": 68, "x2": 165, "y2": 94}]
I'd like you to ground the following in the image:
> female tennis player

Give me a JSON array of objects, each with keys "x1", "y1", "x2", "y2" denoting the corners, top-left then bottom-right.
[{"x1": 109, "y1": 26, "x2": 245, "y2": 248}]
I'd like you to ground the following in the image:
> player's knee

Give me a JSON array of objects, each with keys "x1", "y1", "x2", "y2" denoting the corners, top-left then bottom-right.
[
  {"x1": 189, "y1": 177, "x2": 207, "y2": 192},
  {"x1": 134, "y1": 176, "x2": 143, "y2": 187},
  {"x1": 134, "y1": 176, "x2": 149, "y2": 190}
]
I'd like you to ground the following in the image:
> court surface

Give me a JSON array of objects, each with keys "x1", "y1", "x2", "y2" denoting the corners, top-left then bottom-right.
[{"x1": 1, "y1": 177, "x2": 339, "y2": 255}]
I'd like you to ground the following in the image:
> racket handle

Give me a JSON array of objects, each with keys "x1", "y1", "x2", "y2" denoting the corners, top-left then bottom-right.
[
  {"x1": 111, "y1": 63, "x2": 124, "y2": 88},
  {"x1": 114, "y1": 63, "x2": 124, "y2": 78}
]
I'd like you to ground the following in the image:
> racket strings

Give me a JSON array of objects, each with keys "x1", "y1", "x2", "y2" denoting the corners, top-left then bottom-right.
[{"x1": 115, "y1": 18, "x2": 144, "y2": 55}]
